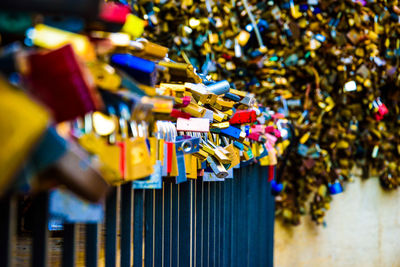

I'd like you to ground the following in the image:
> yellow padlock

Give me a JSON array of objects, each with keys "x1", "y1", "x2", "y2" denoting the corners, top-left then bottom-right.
[{"x1": 125, "y1": 137, "x2": 154, "y2": 180}]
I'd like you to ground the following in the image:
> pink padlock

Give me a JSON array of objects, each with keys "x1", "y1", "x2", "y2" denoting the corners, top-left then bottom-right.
[
  {"x1": 273, "y1": 129, "x2": 282, "y2": 138},
  {"x1": 248, "y1": 132, "x2": 261, "y2": 141},
  {"x1": 265, "y1": 126, "x2": 275, "y2": 133},
  {"x1": 251, "y1": 124, "x2": 265, "y2": 134}
]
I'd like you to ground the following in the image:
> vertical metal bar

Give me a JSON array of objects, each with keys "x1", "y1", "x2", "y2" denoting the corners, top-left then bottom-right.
[
  {"x1": 218, "y1": 182, "x2": 224, "y2": 267},
  {"x1": 105, "y1": 187, "x2": 117, "y2": 267},
  {"x1": 195, "y1": 179, "x2": 203, "y2": 267},
  {"x1": 85, "y1": 223, "x2": 99, "y2": 267},
  {"x1": 145, "y1": 190, "x2": 154, "y2": 267},
  {"x1": 231, "y1": 170, "x2": 239, "y2": 267},
  {"x1": 215, "y1": 183, "x2": 221, "y2": 267},
  {"x1": 266, "y1": 167, "x2": 275, "y2": 267},
  {"x1": 256, "y1": 166, "x2": 268, "y2": 266},
  {"x1": 179, "y1": 181, "x2": 191, "y2": 267},
  {"x1": 247, "y1": 165, "x2": 257, "y2": 267},
  {"x1": 209, "y1": 182, "x2": 216, "y2": 267},
  {"x1": 32, "y1": 191, "x2": 49, "y2": 267},
  {"x1": 258, "y1": 166, "x2": 268, "y2": 266},
  {"x1": 243, "y1": 166, "x2": 250, "y2": 267},
  {"x1": 133, "y1": 189, "x2": 144, "y2": 267},
  {"x1": 253, "y1": 166, "x2": 261, "y2": 266},
  {"x1": 62, "y1": 224, "x2": 76, "y2": 267},
  {"x1": 202, "y1": 182, "x2": 210, "y2": 267},
  {"x1": 0, "y1": 194, "x2": 16, "y2": 267},
  {"x1": 154, "y1": 188, "x2": 163, "y2": 267},
  {"x1": 191, "y1": 180, "x2": 196, "y2": 267},
  {"x1": 163, "y1": 183, "x2": 171, "y2": 267},
  {"x1": 121, "y1": 182, "x2": 133, "y2": 267},
  {"x1": 222, "y1": 178, "x2": 232, "y2": 267},
  {"x1": 171, "y1": 184, "x2": 179, "y2": 267},
  {"x1": 238, "y1": 167, "x2": 247, "y2": 267}
]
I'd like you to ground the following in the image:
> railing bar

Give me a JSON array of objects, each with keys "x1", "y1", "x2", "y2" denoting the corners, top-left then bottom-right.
[
  {"x1": 133, "y1": 189, "x2": 144, "y2": 267},
  {"x1": 195, "y1": 179, "x2": 203, "y2": 267},
  {"x1": 230, "y1": 171, "x2": 237, "y2": 267},
  {"x1": 145, "y1": 189, "x2": 154, "y2": 267},
  {"x1": 85, "y1": 223, "x2": 99, "y2": 267},
  {"x1": 218, "y1": 182, "x2": 224, "y2": 267},
  {"x1": 154, "y1": 188, "x2": 163, "y2": 267},
  {"x1": 171, "y1": 184, "x2": 179, "y2": 267},
  {"x1": 247, "y1": 165, "x2": 257, "y2": 267},
  {"x1": 32, "y1": 191, "x2": 49, "y2": 267},
  {"x1": 178, "y1": 181, "x2": 191, "y2": 267},
  {"x1": 105, "y1": 187, "x2": 117, "y2": 267},
  {"x1": 120, "y1": 183, "x2": 133, "y2": 267},
  {"x1": 62, "y1": 224, "x2": 76, "y2": 267},
  {"x1": 266, "y1": 167, "x2": 275, "y2": 267},
  {"x1": 0, "y1": 194, "x2": 16, "y2": 267},
  {"x1": 215, "y1": 182, "x2": 220, "y2": 267},
  {"x1": 202, "y1": 181, "x2": 210, "y2": 267},
  {"x1": 163, "y1": 183, "x2": 171, "y2": 267}
]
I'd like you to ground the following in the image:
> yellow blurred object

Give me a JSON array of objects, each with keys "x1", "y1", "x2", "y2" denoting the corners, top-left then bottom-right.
[
  {"x1": 122, "y1": 14, "x2": 145, "y2": 38},
  {"x1": 92, "y1": 112, "x2": 116, "y2": 136},
  {"x1": 29, "y1": 24, "x2": 95, "y2": 61},
  {"x1": 0, "y1": 78, "x2": 49, "y2": 195},
  {"x1": 88, "y1": 62, "x2": 121, "y2": 91},
  {"x1": 236, "y1": 30, "x2": 251, "y2": 46}
]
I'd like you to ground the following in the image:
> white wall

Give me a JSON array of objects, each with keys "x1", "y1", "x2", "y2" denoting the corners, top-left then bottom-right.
[{"x1": 275, "y1": 173, "x2": 400, "y2": 267}]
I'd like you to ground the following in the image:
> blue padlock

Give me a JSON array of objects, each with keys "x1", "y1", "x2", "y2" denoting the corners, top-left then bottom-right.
[
  {"x1": 233, "y1": 141, "x2": 244, "y2": 151},
  {"x1": 207, "y1": 80, "x2": 230, "y2": 95},
  {"x1": 110, "y1": 53, "x2": 156, "y2": 87},
  {"x1": 329, "y1": 181, "x2": 343, "y2": 195},
  {"x1": 271, "y1": 180, "x2": 284, "y2": 195},
  {"x1": 224, "y1": 92, "x2": 241, "y2": 102},
  {"x1": 218, "y1": 126, "x2": 241, "y2": 139},
  {"x1": 14, "y1": 127, "x2": 68, "y2": 192}
]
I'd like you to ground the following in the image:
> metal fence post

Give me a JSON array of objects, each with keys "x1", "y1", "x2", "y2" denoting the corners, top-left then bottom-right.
[{"x1": 0, "y1": 194, "x2": 16, "y2": 267}]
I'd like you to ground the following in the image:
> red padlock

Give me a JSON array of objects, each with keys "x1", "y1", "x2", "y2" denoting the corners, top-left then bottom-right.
[
  {"x1": 27, "y1": 44, "x2": 103, "y2": 122},
  {"x1": 229, "y1": 110, "x2": 257, "y2": 124}
]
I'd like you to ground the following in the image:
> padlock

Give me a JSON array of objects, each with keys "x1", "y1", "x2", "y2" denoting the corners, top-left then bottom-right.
[
  {"x1": 176, "y1": 117, "x2": 210, "y2": 132},
  {"x1": 328, "y1": 180, "x2": 343, "y2": 195},
  {"x1": 224, "y1": 92, "x2": 241, "y2": 102},
  {"x1": 119, "y1": 105, "x2": 154, "y2": 181},
  {"x1": 87, "y1": 62, "x2": 121, "y2": 91},
  {"x1": 27, "y1": 24, "x2": 95, "y2": 61},
  {"x1": 131, "y1": 38, "x2": 169, "y2": 59},
  {"x1": 206, "y1": 140, "x2": 231, "y2": 164},
  {"x1": 185, "y1": 153, "x2": 198, "y2": 179},
  {"x1": 182, "y1": 102, "x2": 206, "y2": 117},
  {"x1": 174, "y1": 135, "x2": 200, "y2": 183},
  {"x1": 0, "y1": 77, "x2": 49, "y2": 196},
  {"x1": 271, "y1": 180, "x2": 284, "y2": 195},
  {"x1": 170, "y1": 109, "x2": 191, "y2": 119},
  {"x1": 159, "y1": 121, "x2": 179, "y2": 177},
  {"x1": 214, "y1": 126, "x2": 241, "y2": 139},
  {"x1": 206, "y1": 156, "x2": 228, "y2": 178},
  {"x1": 26, "y1": 44, "x2": 103, "y2": 122},
  {"x1": 133, "y1": 131, "x2": 163, "y2": 189},
  {"x1": 40, "y1": 141, "x2": 110, "y2": 202},
  {"x1": 122, "y1": 14, "x2": 145, "y2": 38},
  {"x1": 206, "y1": 80, "x2": 230, "y2": 95},
  {"x1": 211, "y1": 122, "x2": 230, "y2": 129},
  {"x1": 223, "y1": 144, "x2": 240, "y2": 169},
  {"x1": 159, "y1": 61, "x2": 202, "y2": 83},
  {"x1": 229, "y1": 110, "x2": 257, "y2": 124},
  {"x1": 203, "y1": 171, "x2": 225, "y2": 181},
  {"x1": 185, "y1": 82, "x2": 217, "y2": 105},
  {"x1": 110, "y1": 53, "x2": 157, "y2": 87},
  {"x1": 14, "y1": 127, "x2": 67, "y2": 193}
]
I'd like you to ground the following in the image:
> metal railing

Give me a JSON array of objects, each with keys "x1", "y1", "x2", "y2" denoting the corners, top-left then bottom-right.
[{"x1": 0, "y1": 164, "x2": 274, "y2": 267}]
